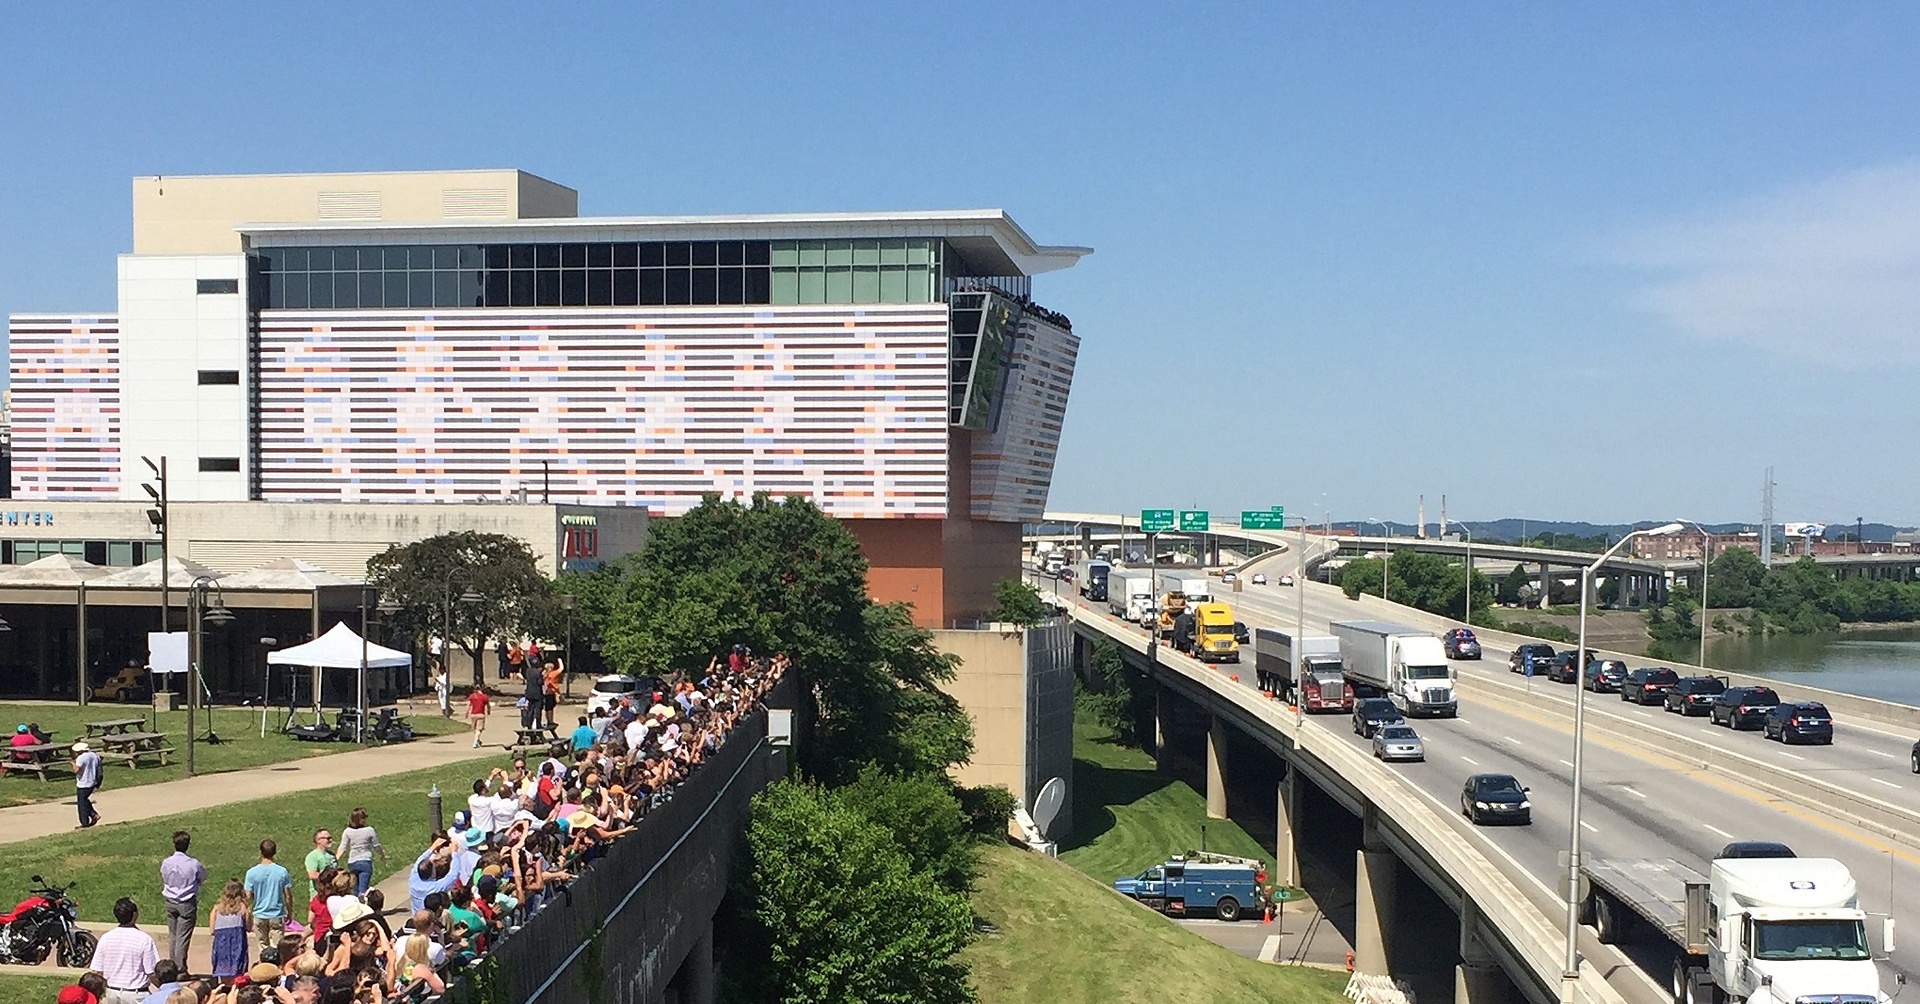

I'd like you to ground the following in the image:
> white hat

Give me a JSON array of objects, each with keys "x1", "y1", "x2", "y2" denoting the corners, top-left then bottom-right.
[
  {"x1": 70, "y1": 741, "x2": 88, "y2": 753},
  {"x1": 332, "y1": 900, "x2": 374, "y2": 929}
]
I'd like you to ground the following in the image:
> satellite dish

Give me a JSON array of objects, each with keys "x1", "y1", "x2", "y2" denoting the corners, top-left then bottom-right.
[{"x1": 1031, "y1": 777, "x2": 1066, "y2": 839}]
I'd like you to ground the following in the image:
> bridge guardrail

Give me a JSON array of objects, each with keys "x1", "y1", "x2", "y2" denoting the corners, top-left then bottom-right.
[{"x1": 1064, "y1": 605, "x2": 1630, "y2": 1004}]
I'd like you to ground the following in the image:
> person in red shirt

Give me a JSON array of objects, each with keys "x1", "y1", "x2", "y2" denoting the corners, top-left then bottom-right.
[
  {"x1": 467, "y1": 688, "x2": 490, "y2": 749},
  {"x1": 10, "y1": 724, "x2": 38, "y2": 764}
]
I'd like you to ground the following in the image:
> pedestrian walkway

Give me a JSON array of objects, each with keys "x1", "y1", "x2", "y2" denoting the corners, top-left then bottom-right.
[{"x1": 0, "y1": 702, "x2": 581, "y2": 846}]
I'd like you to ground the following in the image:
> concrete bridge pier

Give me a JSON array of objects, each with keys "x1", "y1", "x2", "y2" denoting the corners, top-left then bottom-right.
[
  {"x1": 659, "y1": 921, "x2": 716, "y2": 1004},
  {"x1": 1207, "y1": 715, "x2": 1229, "y2": 819},
  {"x1": 1536, "y1": 563, "x2": 1550, "y2": 606},
  {"x1": 1456, "y1": 900, "x2": 1512, "y2": 1004},
  {"x1": 1155, "y1": 682, "x2": 1172, "y2": 768},
  {"x1": 1275, "y1": 763, "x2": 1300, "y2": 887},
  {"x1": 1353, "y1": 804, "x2": 1398, "y2": 976}
]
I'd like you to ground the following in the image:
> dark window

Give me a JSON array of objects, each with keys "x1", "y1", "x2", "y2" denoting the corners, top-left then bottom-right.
[
  {"x1": 536, "y1": 244, "x2": 561, "y2": 268},
  {"x1": 665, "y1": 242, "x2": 690, "y2": 267},
  {"x1": 665, "y1": 269, "x2": 691, "y2": 305},
  {"x1": 639, "y1": 243, "x2": 665, "y2": 267},
  {"x1": 509, "y1": 271, "x2": 535, "y2": 307},
  {"x1": 639, "y1": 269, "x2": 665, "y2": 304},
  {"x1": 612, "y1": 243, "x2": 638, "y2": 267},
  {"x1": 84, "y1": 541, "x2": 106, "y2": 565},
  {"x1": 690, "y1": 268, "x2": 717, "y2": 304},
  {"x1": 691, "y1": 242, "x2": 717, "y2": 266},
  {"x1": 560, "y1": 270, "x2": 587, "y2": 306},
  {"x1": 561, "y1": 244, "x2": 586, "y2": 268},
  {"x1": 197, "y1": 370, "x2": 240, "y2": 385},
  {"x1": 536, "y1": 270, "x2": 562, "y2": 306},
  {"x1": 588, "y1": 243, "x2": 613, "y2": 268},
  {"x1": 587, "y1": 270, "x2": 613, "y2": 306},
  {"x1": 612, "y1": 269, "x2": 638, "y2": 304},
  {"x1": 196, "y1": 278, "x2": 239, "y2": 295},
  {"x1": 199, "y1": 457, "x2": 241, "y2": 473}
]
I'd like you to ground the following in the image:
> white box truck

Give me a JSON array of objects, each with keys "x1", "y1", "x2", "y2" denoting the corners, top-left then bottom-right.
[
  {"x1": 1252, "y1": 628, "x2": 1350, "y2": 712},
  {"x1": 1581, "y1": 855, "x2": 1902, "y2": 1004},
  {"x1": 1109, "y1": 570, "x2": 1157, "y2": 625},
  {"x1": 1154, "y1": 571, "x2": 1213, "y2": 605},
  {"x1": 1329, "y1": 620, "x2": 1457, "y2": 717}
]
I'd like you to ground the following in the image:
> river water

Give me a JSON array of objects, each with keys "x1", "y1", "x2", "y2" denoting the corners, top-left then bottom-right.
[{"x1": 1694, "y1": 626, "x2": 1920, "y2": 706}]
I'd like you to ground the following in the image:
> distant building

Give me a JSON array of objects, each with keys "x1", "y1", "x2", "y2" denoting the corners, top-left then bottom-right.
[{"x1": 1630, "y1": 531, "x2": 1761, "y2": 561}]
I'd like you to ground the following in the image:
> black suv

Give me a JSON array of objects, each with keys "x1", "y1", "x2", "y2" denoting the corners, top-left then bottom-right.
[
  {"x1": 1621, "y1": 667, "x2": 1680, "y2": 705},
  {"x1": 1763, "y1": 702, "x2": 1834, "y2": 745},
  {"x1": 1509, "y1": 643, "x2": 1556, "y2": 674},
  {"x1": 1664, "y1": 676, "x2": 1727, "y2": 716},
  {"x1": 1352, "y1": 698, "x2": 1404, "y2": 738},
  {"x1": 1711, "y1": 686, "x2": 1781, "y2": 730},
  {"x1": 1582, "y1": 659, "x2": 1628, "y2": 693},
  {"x1": 1544, "y1": 650, "x2": 1594, "y2": 684}
]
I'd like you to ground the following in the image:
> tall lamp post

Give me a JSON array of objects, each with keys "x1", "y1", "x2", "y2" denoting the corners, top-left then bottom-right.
[
  {"x1": 1564, "y1": 521, "x2": 1690, "y2": 991},
  {"x1": 559, "y1": 594, "x2": 576, "y2": 698},
  {"x1": 186, "y1": 575, "x2": 234, "y2": 778},
  {"x1": 1461, "y1": 525, "x2": 1475, "y2": 627},
  {"x1": 1367, "y1": 519, "x2": 1392, "y2": 601}
]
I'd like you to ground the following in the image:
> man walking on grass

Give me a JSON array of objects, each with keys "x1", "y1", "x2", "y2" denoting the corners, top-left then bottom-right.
[{"x1": 158, "y1": 831, "x2": 205, "y2": 964}]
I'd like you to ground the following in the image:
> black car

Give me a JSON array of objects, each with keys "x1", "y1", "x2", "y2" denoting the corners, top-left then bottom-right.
[
  {"x1": 1582, "y1": 659, "x2": 1628, "y2": 693},
  {"x1": 1352, "y1": 698, "x2": 1404, "y2": 738},
  {"x1": 1621, "y1": 667, "x2": 1681, "y2": 705},
  {"x1": 1443, "y1": 628, "x2": 1481, "y2": 660},
  {"x1": 1509, "y1": 643, "x2": 1556, "y2": 674},
  {"x1": 1912, "y1": 739, "x2": 1919, "y2": 774},
  {"x1": 1460, "y1": 773, "x2": 1532, "y2": 825},
  {"x1": 1716, "y1": 840, "x2": 1795, "y2": 859},
  {"x1": 1544, "y1": 650, "x2": 1594, "y2": 684},
  {"x1": 1233, "y1": 621, "x2": 1251, "y2": 645},
  {"x1": 1664, "y1": 675, "x2": 1727, "y2": 716},
  {"x1": 1763, "y1": 702, "x2": 1833, "y2": 745},
  {"x1": 1710, "y1": 686, "x2": 1781, "y2": 730}
]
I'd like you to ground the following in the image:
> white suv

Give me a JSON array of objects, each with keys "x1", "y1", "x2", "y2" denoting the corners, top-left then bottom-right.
[{"x1": 586, "y1": 674, "x2": 653, "y2": 717}]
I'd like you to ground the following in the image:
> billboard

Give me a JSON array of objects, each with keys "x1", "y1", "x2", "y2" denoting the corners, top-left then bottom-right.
[{"x1": 1783, "y1": 522, "x2": 1827, "y2": 538}]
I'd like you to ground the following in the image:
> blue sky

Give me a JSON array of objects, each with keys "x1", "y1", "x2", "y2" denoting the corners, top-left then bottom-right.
[{"x1": 3, "y1": 3, "x2": 1918, "y2": 527}]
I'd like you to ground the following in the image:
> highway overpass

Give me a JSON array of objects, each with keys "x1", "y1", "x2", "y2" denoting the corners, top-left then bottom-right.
[{"x1": 1041, "y1": 562, "x2": 1919, "y2": 1004}]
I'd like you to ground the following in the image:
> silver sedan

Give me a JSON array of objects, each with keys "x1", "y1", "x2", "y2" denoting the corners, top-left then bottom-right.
[{"x1": 1371, "y1": 724, "x2": 1426, "y2": 762}]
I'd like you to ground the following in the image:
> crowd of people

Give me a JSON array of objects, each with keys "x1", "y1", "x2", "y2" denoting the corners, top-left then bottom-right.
[{"x1": 55, "y1": 649, "x2": 788, "y2": 1004}]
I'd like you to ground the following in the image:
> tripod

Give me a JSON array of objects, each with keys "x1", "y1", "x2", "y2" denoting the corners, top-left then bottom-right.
[{"x1": 197, "y1": 674, "x2": 227, "y2": 745}]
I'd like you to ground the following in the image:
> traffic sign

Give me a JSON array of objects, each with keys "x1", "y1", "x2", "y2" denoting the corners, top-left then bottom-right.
[
  {"x1": 1178, "y1": 510, "x2": 1210, "y2": 533},
  {"x1": 1241, "y1": 508, "x2": 1285, "y2": 530},
  {"x1": 1140, "y1": 509, "x2": 1176, "y2": 533}
]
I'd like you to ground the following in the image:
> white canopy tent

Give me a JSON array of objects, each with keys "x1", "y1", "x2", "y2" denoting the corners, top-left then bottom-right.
[{"x1": 266, "y1": 623, "x2": 412, "y2": 739}]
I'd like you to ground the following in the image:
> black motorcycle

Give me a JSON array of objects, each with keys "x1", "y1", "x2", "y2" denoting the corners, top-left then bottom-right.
[{"x1": 0, "y1": 876, "x2": 94, "y2": 966}]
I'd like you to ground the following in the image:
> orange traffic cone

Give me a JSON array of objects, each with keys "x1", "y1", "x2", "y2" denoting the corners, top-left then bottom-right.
[
  {"x1": 1229, "y1": 674, "x2": 1239, "y2": 683},
  {"x1": 1264, "y1": 902, "x2": 1273, "y2": 924}
]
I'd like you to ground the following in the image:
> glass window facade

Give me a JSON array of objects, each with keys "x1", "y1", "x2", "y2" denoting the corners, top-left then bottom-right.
[
  {"x1": 257, "y1": 238, "x2": 950, "y2": 309},
  {"x1": 3, "y1": 540, "x2": 154, "y2": 566}
]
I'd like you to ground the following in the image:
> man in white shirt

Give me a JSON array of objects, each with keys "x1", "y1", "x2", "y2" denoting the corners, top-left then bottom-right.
[
  {"x1": 623, "y1": 715, "x2": 649, "y2": 754},
  {"x1": 90, "y1": 897, "x2": 158, "y2": 1004},
  {"x1": 489, "y1": 786, "x2": 518, "y2": 835},
  {"x1": 466, "y1": 780, "x2": 495, "y2": 836}
]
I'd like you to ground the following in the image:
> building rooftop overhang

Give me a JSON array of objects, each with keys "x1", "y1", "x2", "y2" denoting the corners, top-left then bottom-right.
[{"x1": 237, "y1": 208, "x2": 1091, "y2": 277}]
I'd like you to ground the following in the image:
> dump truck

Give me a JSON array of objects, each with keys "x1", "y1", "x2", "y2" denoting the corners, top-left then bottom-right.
[
  {"x1": 1330, "y1": 620, "x2": 1456, "y2": 717},
  {"x1": 1253, "y1": 628, "x2": 1350, "y2": 712},
  {"x1": 1581, "y1": 855, "x2": 1902, "y2": 1004},
  {"x1": 1113, "y1": 852, "x2": 1269, "y2": 922}
]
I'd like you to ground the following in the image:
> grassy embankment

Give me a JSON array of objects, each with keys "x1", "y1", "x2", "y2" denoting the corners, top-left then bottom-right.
[{"x1": 0, "y1": 702, "x2": 466, "y2": 808}]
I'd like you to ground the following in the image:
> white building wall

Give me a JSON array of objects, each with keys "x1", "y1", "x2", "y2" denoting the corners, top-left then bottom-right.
[{"x1": 115, "y1": 254, "x2": 251, "y2": 502}]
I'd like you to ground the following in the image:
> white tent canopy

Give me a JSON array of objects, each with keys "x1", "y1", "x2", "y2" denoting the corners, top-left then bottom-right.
[{"x1": 267, "y1": 622, "x2": 412, "y2": 669}]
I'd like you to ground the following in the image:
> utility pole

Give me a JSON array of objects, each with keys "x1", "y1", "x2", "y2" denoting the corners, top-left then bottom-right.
[
  {"x1": 142, "y1": 457, "x2": 169, "y2": 699},
  {"x1": 1760, "y1": 468, "x2": 1776, "y2": 565}
]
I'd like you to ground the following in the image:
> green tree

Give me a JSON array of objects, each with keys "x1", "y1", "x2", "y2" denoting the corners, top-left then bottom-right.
[
  {"x1": 836, "y1": 766, "x2": 977, "y2": 894},
  {"x1": 988, "y1": 578, "x2": 1048, "y2": 626},
  {"x1": 746, "y1": 779, "x2": 976, "y2": 1004},
  {"x1": 1077, "y1": 637, "x2": 1154, "y2": 746},
  {"x1": 1704, "y1": 548, "x2": 1767, "y2": 608},
  {"x1": 365, "y1": 531, "x2": 552, "y2": 685},
  {"x1": 598, "y1": 493, "x2": 972, "y2": 782},
  {"x1": 1498, "y1": 564, "x2": 1531, "y2": 605},
  {"x1": 1340, "y1": 552, "x2": 1493, "y2": 620}
]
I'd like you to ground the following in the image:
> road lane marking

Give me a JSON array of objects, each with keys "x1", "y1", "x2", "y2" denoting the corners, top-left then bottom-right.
[
  {"x1": 1580, "y1": 821, "x2": 1598, "y2": 833},
  {"x1": 1461, "y1": 756, "x2": 1480, "y2": 765},
  {"x1": 1866, "y1": 750, "x2": 1899, "y2": 759},
  {"x1": 1775, "y1": 750, "x2": 1806, "y2": 761},
  {"x1": 1871, "y1": 778, "x2": 1903, "y2": 790},
  {"x1": 1259, "y1": 935, "x2": 1282, "y2": 963},
  {"x1": 1503, "y1": 736, "x2": 1521, "y2": 744},
  {"x1": 1559, "y1": 759, "x2": 1575, "y2": 767},
  {"x1": 1622, "y1": 786, "x2": 1646, "y2": 799},
  {"x1": 1703, "y1": 824, "x2": 1733, "y2": 839}
]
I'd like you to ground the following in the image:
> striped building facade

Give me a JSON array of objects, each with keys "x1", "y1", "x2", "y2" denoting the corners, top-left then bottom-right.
[{"x1": 6, "y1": 314, "x2": 121, "y2": 498}]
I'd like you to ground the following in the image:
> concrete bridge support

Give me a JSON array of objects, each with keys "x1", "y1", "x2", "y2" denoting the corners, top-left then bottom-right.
[
  {"x1": 1456, "y1": 900, "x2": 1511, "y2": 1004},
  {"x1": 1536, "y1": 563, "x2": 1550, "y2": 606},
  {"x1": 1274, "y1": 764, "x2": 1299, "y2": 887},
  {"x1": 1206, "y1": 715, "x2": 1228, "y2": 819},
  {"x1": 1353, "y1": 805, "x2": 1398, "y2": 976},
  {"x1": 1155, "y1": 682, "x2": 1172, "y2": 767}
]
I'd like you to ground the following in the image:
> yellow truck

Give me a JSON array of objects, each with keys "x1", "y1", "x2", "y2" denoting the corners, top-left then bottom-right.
[
  {"x1": 1156, "y1": 591, "x2": 1188, "y2": 640},
  {"x1": 1189, "y1": 602, "x2": 1241, "y2": 663}
]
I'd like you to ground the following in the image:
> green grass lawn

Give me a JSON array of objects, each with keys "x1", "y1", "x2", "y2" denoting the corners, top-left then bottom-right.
[
  {"x1": 965, "y1": 841, "x2": 1347, "y2": 1004},
  {"x1": 0, "y1": 972, "x2": 75, "y2": 1004},
  {"x1": 0, "y1": 753, "x2": 498, "y2": 923},
  {"x1": 1059, "y1": 712, "x2": 1276, "y2": 884},
  {"x1": 0, "y1": 702, "x2": 465, "y2": 807}
]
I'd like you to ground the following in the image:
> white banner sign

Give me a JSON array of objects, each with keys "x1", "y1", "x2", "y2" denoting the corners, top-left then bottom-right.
[{"x1": 147, "y1": 631, "x2": 190, "y2": 674}]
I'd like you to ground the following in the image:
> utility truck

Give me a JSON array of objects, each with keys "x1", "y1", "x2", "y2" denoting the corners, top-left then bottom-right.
[
  {"x1": 1253, "y1": 628, "x2": 1350, "y2": 712},
  {"x1": 1108, "y1": 570, "x2": 1157, "y2": 625},
  {"x1": 1112, "y1": 852, "x2": 1269, "y2": 922},
  {"x1": 1330, "y1": 620, "x2": 1457, "y2": 717},
  {"x1": 1581, "y1": 855, "x2": 1903, "y2": 1004}
]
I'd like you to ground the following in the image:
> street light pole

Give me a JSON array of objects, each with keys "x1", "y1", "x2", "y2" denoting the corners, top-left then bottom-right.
[
  {"x1": 1698, "y1": 534, "x2": 1712, "y2": 674},
  {"x1": 185, "y1": 575, "x2": 233, "y2": 778},
  {"x1": 1462, "y1": 526, "x2": 1475, "y2": 626},
  {"x1": 1565, "y1": 521, "x2": 1688, "y2": 990}
]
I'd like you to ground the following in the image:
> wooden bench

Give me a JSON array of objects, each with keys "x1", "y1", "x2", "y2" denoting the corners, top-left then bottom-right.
[
  {"x1": 98, "y1": 732, "x2": 175, "y2": 767},
  {"x1": 84, "y1": 718, "x2": 145, "y2": 738}
]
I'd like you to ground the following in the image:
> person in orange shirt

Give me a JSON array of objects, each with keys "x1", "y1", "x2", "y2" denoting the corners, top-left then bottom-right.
[
  {"x1": 539, "y1": 661, "x2": 562, "y2": 729},
  {"x1": 505, "y1": 643, "x2": 526, "y2": 681}
]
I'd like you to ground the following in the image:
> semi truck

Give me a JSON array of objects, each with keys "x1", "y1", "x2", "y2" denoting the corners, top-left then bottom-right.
[
  {"x1": 1112, "y1": 852, "x2": 1269, "y2": 922},
  {"x1": 1031, "y1": 544, "x2": 1067, "y2": 578},
  {"x1": 1075, "y1": 558, "x2": 1112, "y2": 603},
  {"x1": 1581, "y1": 855, "x2": 1902, "y2": 1004},
  {"x1": 1330, "y1": 620, "x2": 1457, "y2": 717},
  {"x1": 1253, "y1": 628, "x2": 1351, "y2": 712},
  {"x1": 1187, "y1": 602, "x2": 1240, "y2": 662},
  {"x1": 1108, "y1": 570, "x2": 1157, "y2": 625},
  {"x1": 1155, "y1": 571, "x2": 1213, "y2": 605}
]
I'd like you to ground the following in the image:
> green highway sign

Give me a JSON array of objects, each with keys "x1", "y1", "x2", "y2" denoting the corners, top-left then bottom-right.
[
  {"x1": 1140, "y1": 509, "x2": 1176, "y2": 533},
  {"x1": 1241, "y1": 508, "x2": 1285, "y2": 530},
  {"x1": 1178, "y1": 510, "x2": 1210, "y2": 533}
]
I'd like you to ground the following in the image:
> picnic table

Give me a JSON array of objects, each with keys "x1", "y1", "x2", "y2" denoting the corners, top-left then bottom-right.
[
  {"x1": 98, "y1": 731, "x2": 175, "y2": 767},
  {"x1": 2, "y1": 743, "x2": 72, "y2": 781},
  {"x1": 84, "y1": 718, "x2": 146, "y2": 738},
  {"x1": 510, "y1": 725, "x2": 559, "y2": 754}
]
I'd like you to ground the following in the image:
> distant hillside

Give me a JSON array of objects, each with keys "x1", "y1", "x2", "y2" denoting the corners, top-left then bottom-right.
[{"x1": 1331, "y1": 519, "x2": 1914, "y2": 542}]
